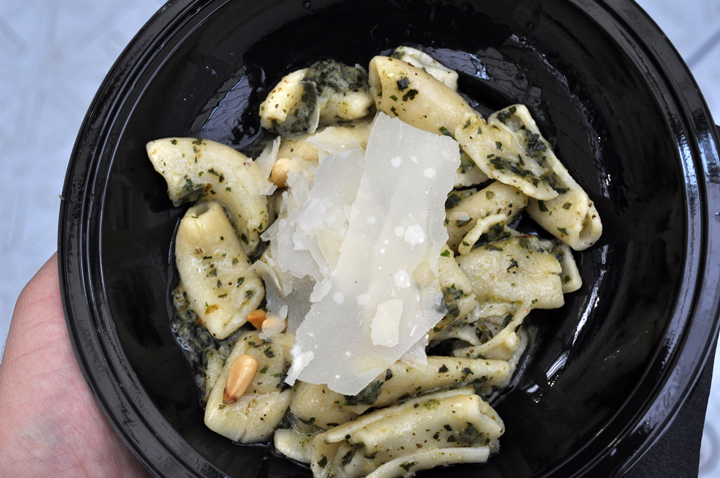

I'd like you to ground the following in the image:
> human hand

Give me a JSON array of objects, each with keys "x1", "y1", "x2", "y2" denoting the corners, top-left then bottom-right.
[{"x1": 0, "y1": 254, "x2": 152, "y2": 477}]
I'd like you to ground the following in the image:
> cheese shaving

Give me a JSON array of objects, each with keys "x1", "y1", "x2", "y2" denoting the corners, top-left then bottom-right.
[{"x1": 273, "y1": 113, "x2": 459, "y2": 395}]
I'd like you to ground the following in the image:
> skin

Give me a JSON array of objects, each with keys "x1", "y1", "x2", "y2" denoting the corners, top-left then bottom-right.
[{"x1": 0, "y1": 254, "x2": 151, "y2": 477}]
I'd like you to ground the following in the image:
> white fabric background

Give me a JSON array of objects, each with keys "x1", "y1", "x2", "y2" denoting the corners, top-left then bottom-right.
[{"x1": 0, "y1": 0, "x2": 718, "y2": 474}]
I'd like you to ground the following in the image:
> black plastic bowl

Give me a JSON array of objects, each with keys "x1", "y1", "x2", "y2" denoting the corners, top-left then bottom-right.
[{"x1": 59, "y1": 0, "x2": 720, "y2": 476}]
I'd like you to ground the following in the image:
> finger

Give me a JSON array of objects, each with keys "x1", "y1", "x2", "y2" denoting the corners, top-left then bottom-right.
[
  {"x1": 3, "y1": 253, "x2": 64, "y2": 366},
  {"x1": 0, "y1": 254, "x2": 152, "y2": 477}
]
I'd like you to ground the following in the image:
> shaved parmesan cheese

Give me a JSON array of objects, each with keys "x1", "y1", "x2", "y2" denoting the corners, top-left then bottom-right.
[
  {"x1": 371, "y1": 299, "x2": 404, "y2": 347},
  {"x1": 261, "y1": 134, "x2": 366, "y2": 328},
  {"x1": 306, "y1": 123, "x2": 370, "y2": 156},
  {"x1": 255, "y1": 137, "x2": 281, "y2": 185},
  {"x1": 281, "y1": 113, "x2": 460, "y2": 395}
]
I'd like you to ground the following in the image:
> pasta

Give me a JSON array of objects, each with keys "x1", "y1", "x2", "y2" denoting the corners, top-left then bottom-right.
[
  {"x1": 147, "y1": 137, "x2": 273, "y2": 255},
  {"x1": 174, "y1": 201, "x2": 264, "y2": 339},
  {"x1": 304, "y1": 388, "x2": 504, "y2": 478},
  {"x1": 204, "y1": 331, "x2": 295, "y2": 442},
  {"x1": 148, "y1": 45, "x2": 602, "y2": 476}
]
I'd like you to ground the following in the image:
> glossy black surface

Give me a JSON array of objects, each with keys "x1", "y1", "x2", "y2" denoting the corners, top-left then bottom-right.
[{"x1": 59, "y1": 0, "x2": 720, "y2": 477}]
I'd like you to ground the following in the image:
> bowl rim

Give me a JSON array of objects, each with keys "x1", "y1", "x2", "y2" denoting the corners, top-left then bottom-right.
[{"x1": 58, "y1": 0, "x2": 720, "y2": 477}]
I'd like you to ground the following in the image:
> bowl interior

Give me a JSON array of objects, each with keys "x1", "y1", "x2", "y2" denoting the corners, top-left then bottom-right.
[{"x1": 94, "y1": 0, "x2": 687, "y2": 476}]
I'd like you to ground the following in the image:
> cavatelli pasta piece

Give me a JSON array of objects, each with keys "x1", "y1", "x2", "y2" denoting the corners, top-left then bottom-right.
[
  {"x1": 491, "y1": 104, "x2": 602, "y2": 250},
  {"x1": 289, "y1": 382, "x2": 359, "y2": 429},
  {"x1": 289, "y1": 353, "x2": 511, "y2": 428},
  {"x1": 344, "y1": 357, "x2": 511, "y2": 415},
  {"x1": 308, "y1": 388, "x2": 503, "y2": 478},
  {"x1": 204, "y1": 331, "x2": 295, "y2": 443},
  {"x1": 260, "y1": 61, "x2": 375, "y2": 137},
  {"x1": 445, "y1": 181, "x2": 528, "y2": 252},
  {"x1": 451, "y1": 307, "x2": 530, "y2": 361},
  {"x1": 368, "y1": 56, "x2": 476, "y2": 140},
  {"x1": 274, "y1": 428, "x2": 316, "y2": 464},
  {"x1": 527, "y1": 186, "x2": 603, "y2": 251},
  {"x1": 456, "y1": 232, "x2": 570, "y2": 310},
  {"x1": 454, "y1": 112, "x2": 556, "y2": 200},
  {"x1": 147, "y1": 137, "x2": 272, "y2": 255},
  {"x1": 175, "y1": 201, "x2": 264, "y2": 339},
  {"x1": 391, "y1": 45, "x2": 459, "y2": 91}
]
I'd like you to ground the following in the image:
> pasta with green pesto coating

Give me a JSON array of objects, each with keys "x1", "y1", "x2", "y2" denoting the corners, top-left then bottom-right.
[{"x1": 148, "y1": 45, "x2": 601, "y2": 477}]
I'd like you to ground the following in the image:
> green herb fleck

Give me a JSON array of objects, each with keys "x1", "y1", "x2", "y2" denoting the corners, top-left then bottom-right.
[
  {"x1": 442, "y1": 284, "x2": 464, "y2": 318},
  {"x1": 340, "y1": 451, "x2": 354, "y2": 467},
  {"x1": 345, "y1": 379, "x2": 383, "y2": 405},
  {"x1": 438, "y1": 126, "x2": 453, "y2": 137},
  {"x1": 445, "y1": 194, "x2": 462, "y2": 209},
  {"x1": 402, "y1": 88, "x2": 419, "y2": 101},
  {"x1": 496, "y1": 106, "x2": 517, "y2": 124},
  {"x1": 457, "y1": 424, "x2": 482, "y2": 444}
]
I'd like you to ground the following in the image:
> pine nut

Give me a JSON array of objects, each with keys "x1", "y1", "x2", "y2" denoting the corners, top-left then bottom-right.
[
  {"x1": 270, "y1": 158, "x2": 291, "y2": 187},
  {"x1": 246, "y1": 309, "x2": 267, "y2": 329},
  {"x1": 223, "y1": 354, "x2": 258, "y2": 404},
  {"x1": 261, "y1": 315, "x2": 287, "y2": 336}
]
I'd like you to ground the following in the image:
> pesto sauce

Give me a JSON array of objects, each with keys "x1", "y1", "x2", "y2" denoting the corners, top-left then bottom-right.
[
  {"x1": 273, "y1": 82, "x2": 319, "y2": 136},
  {"x1": 471, "y1": 223, "x2": 513, "y2": 250},
  {"x1": 344, "y1": 379, "x2": 384, "y2": 405},
  {"x1": 171, "y1": 286, "x2": 240, "y2": 401},
  {"x1": 305, "y1": 59, "x2": 369, "y2": 93},
  {"x1": 488, "y1": 108, "x2": 570, "y2": 194},
  {"x1": 441, "y1": 284, "x2": 465, "y2": 318}
]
